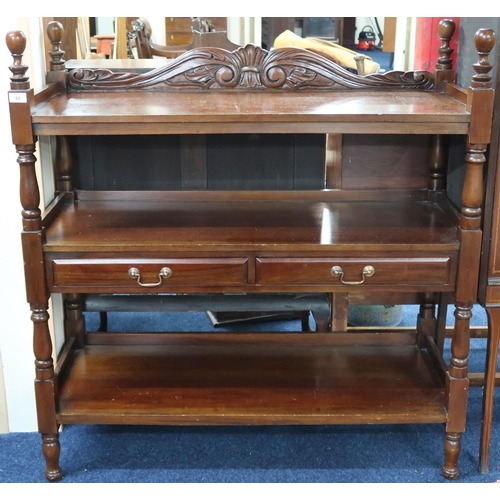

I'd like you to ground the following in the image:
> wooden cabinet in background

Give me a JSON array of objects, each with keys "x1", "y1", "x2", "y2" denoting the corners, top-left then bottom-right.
[
  {"x1": 477, "y1": 24, "x2": 500, "y2": 474},
  {"x1": 165, "y1": 17, "x2": 227, "y2": 46},
  {"x1": 262, "y1": 17, "x2": 344, "y2": 49}
]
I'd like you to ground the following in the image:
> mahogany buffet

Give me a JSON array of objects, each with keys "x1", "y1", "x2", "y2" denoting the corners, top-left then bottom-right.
[{"x1": 5, "y1": 19, "x2": 495, "y2": 480}]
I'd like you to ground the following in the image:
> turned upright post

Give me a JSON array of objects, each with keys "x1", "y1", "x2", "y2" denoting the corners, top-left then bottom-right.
[
  {"x1": 442, "y1": 26, "x2": 495, "y2": 480},
  {"x1": 6, "y1": 29, "x2": 62, "y2": 482},
  {"x1": 45, "y1": 20, "x2": 67, "y2": 86},
  {"x1": 435, "y1": 19, "x2": 456, "y2": 92},
  {"x1": 428, "y1": 20, "x2": 454, "y2": 200}
]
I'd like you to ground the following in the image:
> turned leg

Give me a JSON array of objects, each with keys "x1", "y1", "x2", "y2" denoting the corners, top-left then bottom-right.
[
  {"x1": 309, "y1": 294, "x2": 334, "y2": 332},
  {"x1": 442, "y1": 304, "x2": 472, "y2": 479},
  {"x1": 32, "y1": 304, "x2": 62, "y2": 481},
  {"x1": 436, "y1": 293, "x2": 451, "y2": 354},
  {"x1": 479, "y1": 306, "x2": 500, "y2": 473},
  {"x1": 301, "y1": 311, "x2": 311, "y2": 332},
  {"x1": 42, "y1": 433, "x2": 62, "y2": 482},
  {"x1": 98, "y1": 312, "x2": 108, "y2": 332},
  {"x1": 416, "y1": 293, "x2": 437, "y2": 348},
  {"x1": 443, "y1": 432, "x2": 461, "y2": 479},
  {"x1": 64, "y1": 293, "x2": 86, "y2": 348},
  {"x1": 15, "y1": 143, "x2": 62, "y2": 480},
  {"x1": 312, "y1": 304, "x2": 332, "y2": 333},
  {"x1": 330, "y1": 293, "x2": 347, "y2": 333}
]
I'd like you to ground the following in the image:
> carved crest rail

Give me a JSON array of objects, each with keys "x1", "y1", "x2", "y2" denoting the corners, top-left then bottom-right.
[{"x1": 67, "y1": 44, "x2": 435, "y2": 92}]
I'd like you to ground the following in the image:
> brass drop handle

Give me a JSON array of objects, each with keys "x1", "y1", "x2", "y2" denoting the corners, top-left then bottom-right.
[
  {"x1": 128, "y1": 267, "x2": 172, "y2": 287},
  {"x1": 331, "y1": 265, "x2": 375, "y2": 285}
]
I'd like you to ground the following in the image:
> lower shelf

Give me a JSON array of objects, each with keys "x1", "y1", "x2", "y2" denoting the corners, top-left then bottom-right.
[{"x1": 56, "y1": 338, "x2": 447, "y2": 426}]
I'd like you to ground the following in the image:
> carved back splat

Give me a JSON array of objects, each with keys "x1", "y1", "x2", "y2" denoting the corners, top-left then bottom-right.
[{"x1": 67, "y1": 44, "x2": 435, "y2": 92}]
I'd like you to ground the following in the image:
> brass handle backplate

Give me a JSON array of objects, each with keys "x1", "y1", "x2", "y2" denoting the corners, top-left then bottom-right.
[
  {"x1": 128, "y1": 267, "x2": 172, "y2": 287},
  {"x1": 331, "y1": 265, "x2": 375, "y2": 285}
]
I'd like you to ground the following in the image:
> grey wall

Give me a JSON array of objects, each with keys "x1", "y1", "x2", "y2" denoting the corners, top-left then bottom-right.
[{"x1": 456, "y1": 17, "x2": 499, "y2": 88}]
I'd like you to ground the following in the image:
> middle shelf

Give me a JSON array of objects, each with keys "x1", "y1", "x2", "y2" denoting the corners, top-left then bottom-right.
[{"x1": 43, "y1": 190, "x2": 460, "y2": 252}]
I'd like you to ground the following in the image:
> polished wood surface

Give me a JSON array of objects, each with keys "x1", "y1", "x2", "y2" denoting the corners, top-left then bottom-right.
[
  {"x1": 51, "y1": 258, "x2": 249, "y2": 287},
  {"x1": 56, "y1": 343, "x2": 446, "y2": 425},
  {"x1": 42, "y1": 196, "x2": 460, "y2": 252},
  {"x1": 31, "y1": 91, "x2": 470, "y2": 129},
  {"x1": 255, "y1": 257, "x2": 454, "y2": 286}
]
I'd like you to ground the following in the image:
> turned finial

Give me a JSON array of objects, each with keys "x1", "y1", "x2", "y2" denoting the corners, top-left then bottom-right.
[
  {"x1": 436, "y1": 19, "x2": 455, "y2": 70},
  {"x1": 6, "y1": 30, "x2": 29, "y2": 90},
  {"x1": 471, "y1": 28, "x2": 496, "y2": 88},
  {"x1": 47, "y1": 20, "x2": 65, "y2": 71}
]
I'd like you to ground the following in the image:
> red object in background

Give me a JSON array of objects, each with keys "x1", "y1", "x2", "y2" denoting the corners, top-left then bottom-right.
[
  {"x1": 414, "y1": 17, "x2": 460, "y2": 72},
  {"x1": 94, "y1": 34, "x2": 115, "y2": 57},
  {"x1": 358, "y1": 26, "x2": 376, "y2": 50}
]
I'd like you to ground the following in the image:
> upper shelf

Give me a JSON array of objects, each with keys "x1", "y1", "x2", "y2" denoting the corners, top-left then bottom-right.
[{"x1": 31, "y1": 89, "x2": 470, "y2": 136}]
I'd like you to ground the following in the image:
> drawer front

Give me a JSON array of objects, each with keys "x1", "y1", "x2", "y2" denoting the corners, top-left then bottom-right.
[
  {"x1": 166, "y1": 17, "x2": 193, "y2": 30},
  {"x1": 256, "y1": 257, "x2": 453, "y2": 286},
  {"x1": 51, "y1": 258, "x2": 248, "y2": 289},
  {"x1": 166, "y1": 33, "x2": 193, "y2": 45}
]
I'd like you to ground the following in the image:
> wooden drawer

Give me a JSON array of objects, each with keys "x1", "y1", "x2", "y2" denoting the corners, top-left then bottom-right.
[
  {"x1": 50, "y1": 258, "x2": 248, "y2": 289},
  {"x1": 165, "y1": 17, "x2": 193, "y2": 46},
  {"x1": 166, "y1": 33, "x2": 193, "y2": 45},
  {"x1": 255, "y1": 257, "x2": 454, "y2": 287},
  {"x1": 166, "y1": 17, "x2": 193, "y2": 31}
]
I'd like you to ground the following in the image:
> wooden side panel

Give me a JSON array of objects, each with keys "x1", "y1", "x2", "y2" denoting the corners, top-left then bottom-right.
[
  {"x1": 72, "y1": 134, "x2": 325, "y2": 191},
  {"x1": 293, "y1": 134, "x2": 326, "y2": 189},
  {"x1": 8, "y1": 90, "x2": 34, "y2": 145},
  {"x1": 341, "y1": 135, "x2": 429, "y2": 190},
  {"x1": 468, "y1": 88, "x2": 495, "y2": 145},
  {"x1": 206, "y1": 134, "x2": 324, "y2": 190},
  {"x1": 72, "y1": 135, "x2": 183, "y2": 190},
  {"x1": 478, "y1": 32, "x2": 500, "y2": 303},
  {"x1": 207, "y1": 134, "x2": 296, "y2": 190},
  {"x1": 180, "y1": 135, "x2": 207, "y2": 190},
  {"x1": 325, "y1": 134, "x2": 342, "y2": 189},
  {"x1": 21, "y1": 232, "x2": 48, "y2": 304}
]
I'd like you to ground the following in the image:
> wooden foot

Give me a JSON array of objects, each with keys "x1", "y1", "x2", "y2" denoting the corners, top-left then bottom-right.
[
  {"x1": 442, "y1": 432, "x2": 460, "y2": 479},
  {"x1": 42, "y1": 433, "x2": 62, "y2": 481}
]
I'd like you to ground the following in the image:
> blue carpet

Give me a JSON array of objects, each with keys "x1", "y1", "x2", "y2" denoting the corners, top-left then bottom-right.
[
  {"x1": 1, "y1": 304, "x2": 498, "y2": 483},
  {"x1": 356, "y1": 48, "x2": 394, "y2": 72}
]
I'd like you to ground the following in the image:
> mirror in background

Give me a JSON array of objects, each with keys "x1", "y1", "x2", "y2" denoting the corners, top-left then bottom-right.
[{"x1": 68, "y1": 17, "x2": 436, "y2": 74}]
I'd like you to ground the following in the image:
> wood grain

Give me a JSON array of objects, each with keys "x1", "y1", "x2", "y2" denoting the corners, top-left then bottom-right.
[{"x1": 56, "y1": 343, "x2": 447, "y2": 425}]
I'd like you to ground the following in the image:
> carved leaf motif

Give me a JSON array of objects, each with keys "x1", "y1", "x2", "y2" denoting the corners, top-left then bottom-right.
[
  {"x1": 67, "y1": 44, "x2": 434, "y2": 92},
  {"x1": 182, "y1": 66, "x2": 218, "y2": 88}
]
